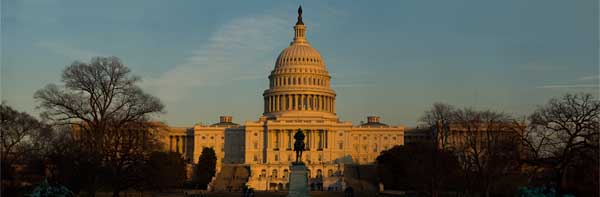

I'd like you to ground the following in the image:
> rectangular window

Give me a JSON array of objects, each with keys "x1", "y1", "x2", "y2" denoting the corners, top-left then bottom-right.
[
  {"x1": 275, "y1": 130, "x2": 280, "y2": 150},
  {"x1": 287, "y1": 130, "x2": 292, "y2": 149},
  {"x1": 318, "y1": 130, "x2": 323, "y2": 150}
]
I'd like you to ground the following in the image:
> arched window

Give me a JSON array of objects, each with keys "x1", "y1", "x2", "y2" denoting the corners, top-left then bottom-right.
[
  {"x1": 328, "y1": 169, "x2": 333, "y2": 177},
  {"x1": 261, "y1": 169, "x2": 266, "y2": 178},
  {"x1": 272, "y1": 169, "x2": 278, "y2": 178},
  {"x1": 316, "y1": 169, "x2": 323, "y2": 178},
  {"x1": 283, "y1": 169, "x2": 289, "y2": 178}
]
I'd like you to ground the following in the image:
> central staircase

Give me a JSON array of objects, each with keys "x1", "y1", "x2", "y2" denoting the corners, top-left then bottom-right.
[{"x1": 208, "y1": 164, "x2": 250, "y2": 192}]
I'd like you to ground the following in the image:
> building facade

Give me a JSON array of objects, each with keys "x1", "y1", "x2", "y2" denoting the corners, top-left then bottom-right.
[{"x1": 161, "y1": 7, "x2": 405, "y2": 191}]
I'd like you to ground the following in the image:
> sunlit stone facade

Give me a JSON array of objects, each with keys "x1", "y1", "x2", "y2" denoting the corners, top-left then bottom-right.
[{"x1": 161, "y1": 7, "x2": 404, "y2": 191}]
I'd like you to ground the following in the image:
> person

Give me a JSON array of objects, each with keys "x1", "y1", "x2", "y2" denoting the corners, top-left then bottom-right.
[{"x1": 344, "y1": 186, "x2": 354, "y2": 197}]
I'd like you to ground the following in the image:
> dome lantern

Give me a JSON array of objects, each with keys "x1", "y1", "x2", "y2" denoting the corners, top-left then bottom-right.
[{"x1": 292, "y1": 5, "x2": 308, "y2": 45}]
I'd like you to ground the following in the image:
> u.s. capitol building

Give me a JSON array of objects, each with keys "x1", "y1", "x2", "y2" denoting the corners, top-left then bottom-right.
[{"x1": 163, "y1": 7, "x2": 404, "y2": 191}]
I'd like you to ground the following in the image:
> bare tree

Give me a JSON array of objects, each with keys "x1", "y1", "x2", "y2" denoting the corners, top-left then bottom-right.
[
  {"x1": 524, "y1": 93, "x2": 599, "y2": 194},
  {"x1": 418, "y1": 103, "x2": 463, "y2": 196},
  {"x1": 0, "y1": 103, "x2": 48, "y2": 178},
  {"x1": 34, "y1": 56, "x2": 165, "y2": 197},
  {"x1": 450, "y1": 108, "x2": 523, "y2": 196},
  {"x1": 419, "y1": 102, "x2": 456, "y2": 149}
]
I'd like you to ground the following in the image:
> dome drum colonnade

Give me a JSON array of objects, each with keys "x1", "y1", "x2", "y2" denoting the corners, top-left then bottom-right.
[
  {"x1": 263, "y1": 6, "x2": 336, "y2": 116},
  {"x1": 264, "y1": 94, "x2": 335, "y2": 113}
]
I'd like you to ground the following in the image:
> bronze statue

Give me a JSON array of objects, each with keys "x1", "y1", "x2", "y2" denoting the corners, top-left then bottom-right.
[
  {"x1": 293, "y1": 129, "x2": 305, "y2": 163},
  {"x1": 296, "y1": 5, "x2": 303, "y2": 25}
]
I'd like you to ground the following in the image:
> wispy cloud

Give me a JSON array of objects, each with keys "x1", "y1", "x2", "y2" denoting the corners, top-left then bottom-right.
[
  {"x1": 332, "y1": 83, "x2": 374, "y2": 88},
  {"x1": 518, "y1": 63, "x2": 565, "y2": 71},
  {"x1": 36, "y1": 41, "x2": 103, "y2": 61},
  {"x1": 536, "y1": 84, "x2": 599, "y2": 89},
  {"x1": 578, "y1": 75, "x2": 600, "y2": 81},
  {"x1": 143, "y1": 14, "x2": 288, "y2": 102}
]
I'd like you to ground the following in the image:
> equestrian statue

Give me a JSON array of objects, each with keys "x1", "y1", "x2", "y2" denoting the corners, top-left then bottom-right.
[{"x1": 293, "y1": 129, "x2": 305, "y2": 164}]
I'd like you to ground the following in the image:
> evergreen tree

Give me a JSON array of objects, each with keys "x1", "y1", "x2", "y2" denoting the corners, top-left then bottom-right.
[
  {"x1": 143, "y1": 151, "x2": 186, "y2": 191},
  {"x1": 195, "y1": 147, "x2": 217, "y2": 189}
]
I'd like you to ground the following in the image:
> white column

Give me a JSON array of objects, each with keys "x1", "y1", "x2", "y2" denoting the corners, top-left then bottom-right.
[
  {"x1": 311, "y1": 95, "x2": 316, "y2": 110},
  {"x1": 330, "y1": 97, "x2": 333, "y2": 112},
  {"x1": 307, "y1": 95, "x2": 311, "y2": 110},
  {"x1": 332, "y1": 99, "x2": 335, "y2": 113},
  {"x1": 315, "y1": 95, "x2": 318, "y2": 111},
  {"x1": 276, "y1": 95, "x2": 280, "y2": 111},
  {"x1": 285, "y1": 94, "x2": 292, "y2": 111},
  {"x1": 303, "y1": 94, "x2": 307, "y2": 110},
  {"x1": 274, "y1": 95, "x2": 277, "y2": 111},
  {"x1": 319, "y1": 96, "x2": 323, "y2": 111},
  {"x1": 294, "y1": 94, "x2": 298, "y2": 110},
  {"x1": 279, "y1": 95, "x2": 282, "y2": 111},
  {"x1": 282, "y1": 95, "x2": 286, "y2": 111},
  {"x1": 271, "y1": 95, "x2": 275, "y2": 112},
  {"x1": 300, "y1": 94, "x2": 305, "y2": 110},
  {"x1": 322, "y1": 96, "x2": 325, "y2": 112},
  {"x1": 325, "y1": 97, "x2": 329, "y2": 112}
]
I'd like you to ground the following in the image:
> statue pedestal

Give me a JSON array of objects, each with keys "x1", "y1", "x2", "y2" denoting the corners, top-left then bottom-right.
[{"x1": 288, "y1": 163, "x2": 309, "y2": 197}]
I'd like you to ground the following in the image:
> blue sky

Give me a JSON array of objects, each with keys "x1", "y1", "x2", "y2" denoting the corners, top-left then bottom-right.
[{"x1": 1, "y1": 0, "x2": 598, "y2": 127}]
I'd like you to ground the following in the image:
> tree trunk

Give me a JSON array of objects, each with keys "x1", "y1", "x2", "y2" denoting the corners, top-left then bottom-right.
[
  {"x1": 112, "y1": 189, "x2": 120, "y2": 197},
  {"x1": 86, "y1": 184, "x2": 97, "y2": 197},
  {"x1": 557, "y1": 167, "x2": 568, "y2": 194}
]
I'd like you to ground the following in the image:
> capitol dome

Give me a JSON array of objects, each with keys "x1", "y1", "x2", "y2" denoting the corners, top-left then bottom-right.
[
  {"x1": 262, "y1": 6, "x2": 337, "y2": 119},
  {"x1": 275, "y1": 44, "x2": 325, "y2": 68}
]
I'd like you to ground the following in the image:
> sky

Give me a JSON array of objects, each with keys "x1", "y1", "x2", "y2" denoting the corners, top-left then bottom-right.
[{"x1": 1, "y1": 0, "x2": 598, "y2": 127}]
